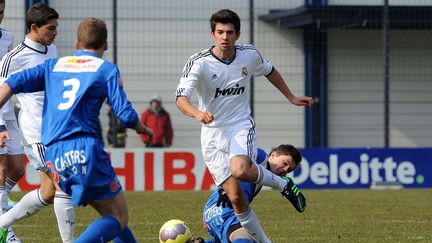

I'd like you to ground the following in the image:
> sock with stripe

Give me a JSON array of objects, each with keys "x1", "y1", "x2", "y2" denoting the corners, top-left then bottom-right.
[
  {"x1": 0, "y1": 188, "x2": 47, "y2": 229},
  {"x1": 4, "y1": 177, "x2": 17, "y2": 193},
  {"x1": 0, "y1": 186, "x2": 8, "y2": 214},
  {"x1": 255, "y1": 164, "x2": 286, "y2": 191},
  {"x1": 75, "y1": 215, "x2": 121, "y2": 243},
  {"x1": 54, "y1": 191, "x2": 75, "y2": 243}
]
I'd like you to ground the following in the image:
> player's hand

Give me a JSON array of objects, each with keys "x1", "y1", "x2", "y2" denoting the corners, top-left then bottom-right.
[
  {"x1": 292, "y1": 96, "x2": 314, "y2": 107},
  {"x1": 195, "y1": 111, "x2": 214, "y2": 125},
  {"x1": 216, "y1": 187, "x2": 232, "y2": 209},
  {"x1": 0, "y1": 129, "x2": 11, "y2": 148},
  {"x1": 134, "y1": 122, "x2": 153, "y2": 137}
]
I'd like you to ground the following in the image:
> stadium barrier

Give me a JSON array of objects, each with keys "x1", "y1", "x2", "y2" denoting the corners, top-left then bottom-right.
[{"x1": 15, "y1": 148, "x2": 431, "y2": 191}]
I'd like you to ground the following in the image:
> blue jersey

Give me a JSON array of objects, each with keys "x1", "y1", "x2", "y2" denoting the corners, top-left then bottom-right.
[
  {"x1": 202, "y1": 148, "x2": 268, "y2": 243},
  {"x1": 6, "y1": 50, "x2": 138, "y2": 146}
]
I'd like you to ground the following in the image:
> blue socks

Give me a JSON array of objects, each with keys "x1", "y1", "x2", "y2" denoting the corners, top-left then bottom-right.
[
  {"x1": 113, "y1": 226, "x2": 137, "y2": 243},
  {"x1": 233, "y1": 239, "x2": 257, "y2": 243},
  {"x1": 75, "y1": 215, "x2": 121, "y2": 243}
]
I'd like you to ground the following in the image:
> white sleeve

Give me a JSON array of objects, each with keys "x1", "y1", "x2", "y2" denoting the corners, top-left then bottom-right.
[
  {"x1": 176, "y1": 58, "x2": 201, "y2": 100},
  {"x1": 253, "y1": 49, "x2": 273, "y2": 77}
]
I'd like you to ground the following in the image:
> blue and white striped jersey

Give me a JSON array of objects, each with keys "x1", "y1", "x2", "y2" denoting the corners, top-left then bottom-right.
[{"x1": 5, "y1": 50, "x2": 138, "y2": 146}]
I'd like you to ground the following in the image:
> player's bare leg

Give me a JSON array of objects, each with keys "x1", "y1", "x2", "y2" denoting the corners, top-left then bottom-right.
[{"x1": 222, "y1": 171, "x2": 271, "y2": 243}]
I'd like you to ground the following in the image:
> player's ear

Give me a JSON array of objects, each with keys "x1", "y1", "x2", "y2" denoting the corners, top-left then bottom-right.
[{"x1": 75, "y1": 40, "x2": 80, "y2": 49}]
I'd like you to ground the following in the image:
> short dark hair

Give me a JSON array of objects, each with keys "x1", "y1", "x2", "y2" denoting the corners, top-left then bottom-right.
[
  {"x1": 210, "y1": 9, "x2": 240, "y2": 33},
  {"x1": 25, "y1": 3, "x2": 59, "y2": 30},
  {"x1": 270, "y1": 144, "x2": 302, "y2": 168},
  {"x1": 0, "y1": 0, "x2": 5, "y2": 5},
  {"x1": 77, "y1": 18, "x2": 107, "y2": 50}
]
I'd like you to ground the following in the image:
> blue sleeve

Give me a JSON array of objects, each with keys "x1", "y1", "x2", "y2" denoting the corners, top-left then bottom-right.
[
  {"x1": 256, "y1": 147, "x2": 267, "y2": 165},
  {"x1": 105, "y1": 66, "x2": 138, "y2": 128},
  {"x1": 6, "y1": 63, "x2": 46, "y2": 93}
]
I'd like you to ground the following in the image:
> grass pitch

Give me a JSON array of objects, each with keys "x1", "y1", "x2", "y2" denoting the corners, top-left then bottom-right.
[{"x1": 9, "y1": 189, "x2": 432, "y2": 242}]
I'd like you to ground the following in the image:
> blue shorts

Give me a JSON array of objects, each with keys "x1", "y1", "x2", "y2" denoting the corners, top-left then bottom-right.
[{"x1": 45, "y1": 136, "x2": 122, "y2": 206}]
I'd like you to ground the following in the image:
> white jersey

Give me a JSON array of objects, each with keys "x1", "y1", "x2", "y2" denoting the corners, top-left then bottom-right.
[
  {"x1": 176, "y1": 44, "x2": 273, "y2": 127},
  {"x1": 0, "y1": 37, "x2": 57, "y2": 145},
  {"x1": 0, "y1": 28, "x2": 14, "y2": 126}
]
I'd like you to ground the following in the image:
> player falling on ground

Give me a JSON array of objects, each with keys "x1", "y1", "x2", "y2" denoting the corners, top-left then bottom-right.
[
  {"x1": 0, "y1": 17, "x2": 153, "y2": 243},
  {"x1": 193, "y1": 145, "x2": 305, "y2": 243},
  {"x1": 176, "y1": 9, "x2": 313, "y2": 242}
]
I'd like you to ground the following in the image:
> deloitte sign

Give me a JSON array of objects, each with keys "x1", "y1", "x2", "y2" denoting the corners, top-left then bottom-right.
[{"x1": 290, "y1": 148, "x2": 431, "y2": 189}]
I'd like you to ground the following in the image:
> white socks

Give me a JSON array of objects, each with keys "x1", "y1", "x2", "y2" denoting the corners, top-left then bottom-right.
[
  {"x1": 0, "y1": 186, "x2": 8, "y2": 214},
  {"x1": 0, "y1": 189, "x2": 47, "y2": 229},
  {"x1": 255, "y1": 164, "x2": 286, "y2": 191},
  {"x1": 54, "y1": 191, "x2": 74, "y2": 243},
  {"x1": 236, "y1": 206, "x2": 272, "y2": 243}
]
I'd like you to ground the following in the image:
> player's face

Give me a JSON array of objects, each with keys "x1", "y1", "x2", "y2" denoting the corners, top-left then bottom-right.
[
  {"x1": 35, "y1": 18, "x2": 58, "y2": 45},
  {"x1": 211, "y1": 23, "x2": 240, "y2": 53},
  {"x1": 268, "y1": 153, "x2": 296, "y2": 176},
  {"x1": 0, "y1": 3, "x2": 5, "y2": 25}
]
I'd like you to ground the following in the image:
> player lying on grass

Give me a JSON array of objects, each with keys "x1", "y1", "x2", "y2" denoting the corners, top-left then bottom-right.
[{"x1": 194, "y1": 144, "x2": 306, "y2": 243}]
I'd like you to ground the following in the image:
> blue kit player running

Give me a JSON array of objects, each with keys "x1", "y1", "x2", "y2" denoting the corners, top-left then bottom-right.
[
  {"x1": 195, "y1": 145, "x2": 305, "y2": 243},
  {"x1": 0, "y1": 18, "x2": 153, "y2": 243}
]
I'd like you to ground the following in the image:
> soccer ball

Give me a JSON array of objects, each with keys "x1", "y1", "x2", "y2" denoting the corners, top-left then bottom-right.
[{"x1": 159, "y1": 219, "x2": 193, "y2": 243}]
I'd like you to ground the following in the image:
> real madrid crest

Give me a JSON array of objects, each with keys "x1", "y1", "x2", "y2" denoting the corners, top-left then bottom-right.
[{"x1": 242, "y1": 67, "x2": 248, "y2": 76}]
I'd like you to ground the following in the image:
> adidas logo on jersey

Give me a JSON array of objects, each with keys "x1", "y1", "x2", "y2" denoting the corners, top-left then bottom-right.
[
  {"x1": 214, "y1": 84, "x2": 245, "y2": 98},
  {"x1": 211, "y1": 74, "x2": 218, "y2": 80}
]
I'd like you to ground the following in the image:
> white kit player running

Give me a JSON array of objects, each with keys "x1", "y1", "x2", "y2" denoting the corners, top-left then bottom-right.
[
  {"x1": 0, "y1": 3, "x2": 74, "y2": 243},
  {"x1": 176, "y1": 9, "x2": 313, "y2": 243}
]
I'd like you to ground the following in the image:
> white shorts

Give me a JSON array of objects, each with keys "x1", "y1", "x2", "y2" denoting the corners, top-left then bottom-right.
[
  {"x1": 24, "y1": 143, "x2": 46, "y2": 170},
  {"x1": 201, "y1": 118, "x2": 258, "y2": 186},
  {"x1": 0, "y1": 120, "x2": 23, "y2": 155}
]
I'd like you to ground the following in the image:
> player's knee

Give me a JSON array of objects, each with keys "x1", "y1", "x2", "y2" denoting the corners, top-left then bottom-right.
[
  {"x1": 230, "y1": 156, "x2": 252, "y2": 180},
  {"x1": 230, "y1": 167, "x2": 249, "y2": 180},
  {"x1": 115, "y1": 213, "x2": 129, "y2": 229},
  {"x1": 40, "y1": 187, "x2": 55, "y2": 203}
]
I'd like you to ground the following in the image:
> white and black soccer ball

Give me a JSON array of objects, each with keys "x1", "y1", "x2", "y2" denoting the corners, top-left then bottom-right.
[{"x1": 159, "y1": 219, "x2": 193, "y2": 243}]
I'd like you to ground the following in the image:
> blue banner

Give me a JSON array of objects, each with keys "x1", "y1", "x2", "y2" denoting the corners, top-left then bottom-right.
[{"x1": 291, "y1": 148, "x2": 432, "y2": 189}]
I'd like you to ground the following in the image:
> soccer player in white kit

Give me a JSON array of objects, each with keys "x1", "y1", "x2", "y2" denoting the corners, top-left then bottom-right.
[
  {"x1": 0, "y1": 1, "x2": 24, "y2": 242},
  {"x1": 0, "y1": 3, "x2": 74, "y2": 243},
  {"x1": 176, "y1": 9, "x2": 313, "y2": 243}
]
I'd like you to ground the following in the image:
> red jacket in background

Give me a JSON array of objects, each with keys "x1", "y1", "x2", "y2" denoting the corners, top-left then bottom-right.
[{"x1": 140, "y1": 108, "x2": 173, "y2": 147}]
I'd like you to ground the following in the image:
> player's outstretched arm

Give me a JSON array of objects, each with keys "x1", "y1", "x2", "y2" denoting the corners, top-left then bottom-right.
[{"x1": 266, "y1": 68, "x2": 314, "y2": 107}]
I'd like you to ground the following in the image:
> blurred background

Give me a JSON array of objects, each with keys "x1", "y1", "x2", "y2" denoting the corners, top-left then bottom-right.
[{"x1": 3, "y1": 0, "x2": 432, "y2": 149}]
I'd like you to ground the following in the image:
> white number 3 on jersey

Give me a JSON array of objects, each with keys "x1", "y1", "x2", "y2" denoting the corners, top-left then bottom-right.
[{"x1": 58, "y1": 78, "x2": 80, "y2": 110}]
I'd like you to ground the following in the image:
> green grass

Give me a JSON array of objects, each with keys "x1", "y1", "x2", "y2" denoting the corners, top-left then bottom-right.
[{"x1": 8, "y1": 189, "x2": 432, "y2": 242}]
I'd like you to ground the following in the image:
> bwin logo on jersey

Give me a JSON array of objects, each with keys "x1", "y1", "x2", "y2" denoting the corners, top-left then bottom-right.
[{"x1": 214, "y1": 84, "x2": 245, "y2": 98}]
